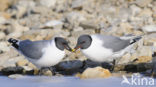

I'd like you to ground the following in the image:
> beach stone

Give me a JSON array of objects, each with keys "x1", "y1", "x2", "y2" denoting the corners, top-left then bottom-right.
[
  {"x1": 8, "y1": 74, "x2": 23, "y2": 79},
  {"x1": 142, "y1": 25, "x2": 156, "y2": 33},
  {"x1": 135, "y1": 0, "x2": 152, "y2": 7},
  {"x1": 39, "y1": 0, "x2": 56, "y2": 8},
  {"x1": 0, "y1": 0, "x2": 10, "y2": 11},
  {"x1": 39, "y1": 69, "x2": 53, "y2": 76},
  {"x1": 134, "y1": 56, "x2": 152, "y2": 63},
  {"x1": 77, "y1": 66, "x2": 112, "y2": 79},
  {"x1": 43, "y1": 20, "x2": 63, "y2": 29},
  {"x1": 19, "y1": 29, "x2": 55, "y2": 41},
  {"x1": 124, "y1": 63, "x2": 153, "y2": 72},
  {"x1": 55, "y1": 60, "x2": 83, "y2": 75},
  {"x1": 0, "y1": 32, "x2": 6, "y2": 40},
  {"x1": 0, "y1": 16, "x2": 7, "y2": 25},
  {"x1": 0, "y1": 12, "x2": 11, "y2": 19},
  {"x1": 71, "y1": 0, "x2": 83, "y2": 10},
  {"x1": 138, "y1": 8, "x2": 153, "y2": 17},
  {"x1": 79, "y1": 21, "x2": 99, "y2": 29},
  {"x1": 0, "y1": 41, "x2": 10, "y2": 52},
  {"x1": 1, "y1": 66, "x2": 24, "y2": 76},
  {"x1": 16, "y1": 59, "x2": 29, "y2": 67}
]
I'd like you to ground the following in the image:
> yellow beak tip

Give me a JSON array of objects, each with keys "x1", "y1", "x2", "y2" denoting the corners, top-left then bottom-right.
[{"x1": 72, "y1": 49, "x2": 75, "y2": 52}]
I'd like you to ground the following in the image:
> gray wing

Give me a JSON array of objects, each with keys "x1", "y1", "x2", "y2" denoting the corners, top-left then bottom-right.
[
  {"x1": 97, "y1": 35, "x2": 130, "y2": 52},
  {"x1": 19, "y1": 40, "x2": 51, "y2": 59}
]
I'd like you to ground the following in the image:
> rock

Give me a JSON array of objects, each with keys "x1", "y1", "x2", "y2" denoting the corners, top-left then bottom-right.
[
  {"x1": 0, "y1": 31, "x2": 6, "y2": 40},
  {"x1": 71, "y1": 29, "x2": 94, "y2": 39},
  {"x1": 21, "y1": 66, "x2": 33, "y2": 71},
  {"x1": 134, "y1": 56, "x2": 152, "y2": 63},
  {"x1": 1, "y1": 66, "x2": 24, "y2": 76},
  {"x1": 83, "y1": 60, "x2": 113, "y2": 71},
  {"x1": 6, "y1": 21, "x2": 30, "y2": 39},
  {"x1": 130, "y1": 5, "x2": 141, "y2": 16},
  {"x1": 39, "y1": 0, "x2": 56, "y2": 8},
  {"x1": 135, "y1": 0, "x2": 152, "y2": 7},
  {"x1": 124, "y1": 63, "x2": 153, "y2": 72},
  {"x1": 8, "y1": 74, "x2": 23, "y2": 79},
  {"x1": 16, "y1": 59, "x2": 29, "y2": 67},
  {"x1": 142, "y1": 25, "x2": 156, "y2": 33},
  {"x1": 79, "y1": 21, "x2": 99, "y2": 29},
  {"x1": 117, "y1": 53, "x2": 132, "y2": 64},
  {"x1": 55, "y1": 60, "x2": 83, "y2": 75},
  {"x1": 43, "y1": 20, "x2": 63, "y2": 29},
  {"x1": 138, "y1": 8, "x2": 153, "y2": 17},
  {"x1": 0, "y1": 41, "x2": 10, "y2": 52},
  {"x1": 16, "y1": 6, "x2": 27, "y2": 18},
  {"x1": 0, "y1": 12, "x2": 11, "y2": 19},
  {"x1": 0, "y1": 16, "x2": 7, "y2": 25},
  {"x1": 39, "y1": 69, "x2": 53, "y2": 76},
  {"x1": 19, "y1": 29, "x2": 55, "y2": 41},
  {"x1": 16, "y1": 59, "x2": 37, "y2": 70},
  {"x1": 3, "y1": 56, "x2": 25, "y2": 68},
  {"x1": 71, "y1": 0, "x2": 83, "y2": 10},
  {"x1": 76, "y1": 66, "x2": 112, "y2": 79},
  {"x1": 0, "y1": 0, "x2": 10, "y2": 11},
  {"x1": 11, "y1": 21, "x2": 30, "y2": 33},
  {"x1": 65, "y1": 12, "x2": 86, "y2": 27}
]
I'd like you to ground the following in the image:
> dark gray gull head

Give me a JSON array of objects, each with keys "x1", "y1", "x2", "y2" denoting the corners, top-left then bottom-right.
[
  {"x1": 55, "y1": 37, "x2": 72, "y2": 51},
  {"x1": 74, "y1": 35, "x2": 92, "y2": 50}
]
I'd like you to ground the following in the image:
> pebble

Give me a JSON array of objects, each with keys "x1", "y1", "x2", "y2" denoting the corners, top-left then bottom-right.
[
  {"x1": 8, "y1": 74, "x2": 23, "y2": 79},
  {"x1": 55, "y1": 60, "x2": 83, "y2": 75},
  {"x1": 43, "y1": 20, "x2": 63, "y2": 29},
  {"x1": 0, "y1": 31, "x2": 6, "y2": 40},
  {"x1": 39, "y1": 0, "x2": 56, "y2": 8},
  {"x1": 142, "y1": 25, "x2": 156, "y2": 33},
  {"x1": 0, "y1": 41, "x2": 10, "y2": 52},
  {"x1": 135, "y1": 0, "x2": 152, "y2": 7},
  {"x1": 0, "y1": 0, "x2": 10, "y2": 11},
  {"x1": 76, "y1": 66, "x2": 112, "y2": 79},
  {"x1": 1, "y1": 66, "x2": 24, "y2": 76}
]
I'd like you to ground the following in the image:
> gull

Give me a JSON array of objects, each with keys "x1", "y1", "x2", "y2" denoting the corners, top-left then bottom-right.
[
  {"x1": 8, "y1": 37, "x2": 72, "y2": 69},
  {"x1": 74, "y1": 34, "x2": 142, "y2": 63}
]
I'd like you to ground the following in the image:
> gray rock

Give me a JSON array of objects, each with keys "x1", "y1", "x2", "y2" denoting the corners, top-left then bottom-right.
[
  {"x1": 0, "y1": 41, "x2": 10, "y2": 53},
  {"x1": 0, "y1": 16, "x2": 6, "y2": 25},
  {"x1": 39, "y1": 0, "x2": 56, "y2": 8},
  {"x1": 54, "y1": 60, "x2": 83, "y2": 75},
  {"x1": 142, "y1": 25, "x2": 156, "y2": 33},
  {"x1": 8, "y1": 74, "x2": 23, "y2": 79},
  {"x1": 79, "y1": 21, "x2": 99, "y2": 29},
  {"x1": 43, "y1": 20, "x2": 63, "y2": 29},
  {"x1": 1, "y1": 66, "x2": 24, "y2": 76},
  {"x1": 0, "y1": 32, "x2": 6, "y2": 40},
  {"x1": 71, "y1": 0, "x2": 83, "y2": 9},
  {"x1": 135, "y1": 0, "x2": 152, "y2": 7}
]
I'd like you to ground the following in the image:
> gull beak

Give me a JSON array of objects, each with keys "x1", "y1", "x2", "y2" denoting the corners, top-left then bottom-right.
[
  {"x1": 64, "y1": 44, "x2": 72, "y2": 52},
  {"x1": 72, "y1": 49, "x2": 76, "y2": 52},
  {"x1": 72, "y1": 45, "x2": 81, "y2": 52}
]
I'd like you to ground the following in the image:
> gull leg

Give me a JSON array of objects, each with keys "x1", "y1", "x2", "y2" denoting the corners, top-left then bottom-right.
[{"x1": 111, "y1": 59, "x2": 116, "y2": 71}]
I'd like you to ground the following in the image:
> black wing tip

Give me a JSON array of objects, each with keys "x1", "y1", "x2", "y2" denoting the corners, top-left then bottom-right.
[
  {"x1": 8, "y1": 38, "x2": 19, "y2": 49},
  {"x1": 8, "y1": 38, "x2": 14, "y2": 43},
  {"x1": 130, "y1": 36, "x2": 142, "y2": 44},
  {"x1": 8, "y1": 38, "x2": 18, "y2": 43}
]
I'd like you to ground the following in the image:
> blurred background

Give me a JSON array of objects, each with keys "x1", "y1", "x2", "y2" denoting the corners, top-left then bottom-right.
[{"x1": 0, "y1": 0, "x2": 156, "y2": 80}]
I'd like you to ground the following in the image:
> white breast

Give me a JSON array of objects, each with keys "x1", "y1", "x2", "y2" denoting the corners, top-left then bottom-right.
[
  {"x1": 32, "y1": 40, "x2": 65, "y2": 68},
  {"x1": 81, "y1": 35, "x2": 114, "y2": 62}
]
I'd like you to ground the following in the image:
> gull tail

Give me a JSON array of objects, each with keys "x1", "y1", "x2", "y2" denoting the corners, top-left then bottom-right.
[
  {"x1": 130, "y1": 36, "x2": 142, "y2": 44},
  {"x1": 8, "y1": 38, "x2": 19, "y2": 49}
]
